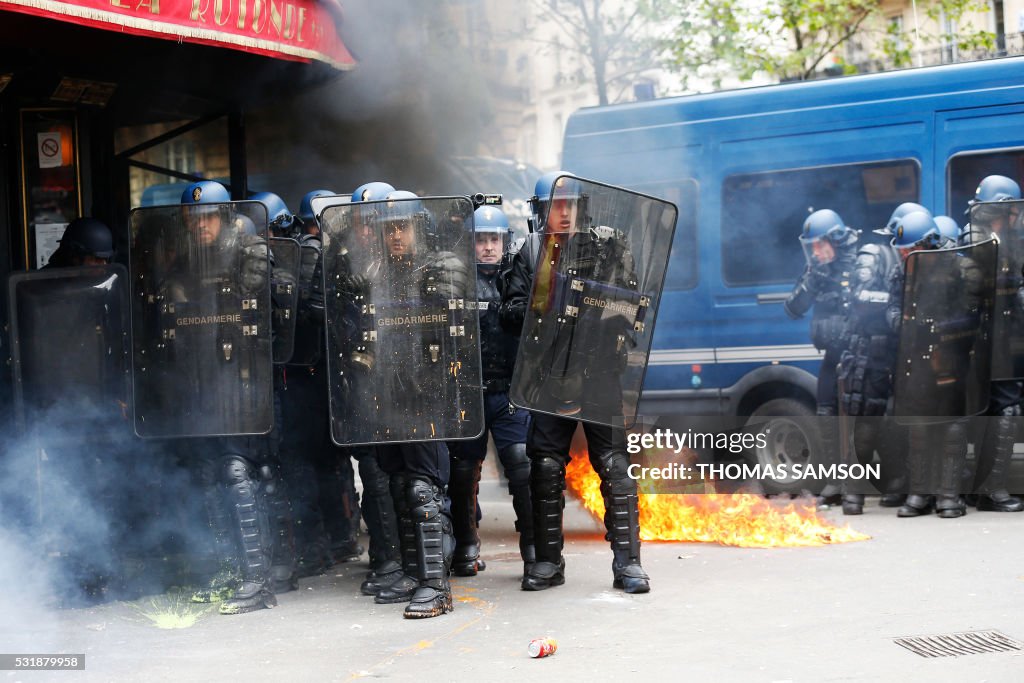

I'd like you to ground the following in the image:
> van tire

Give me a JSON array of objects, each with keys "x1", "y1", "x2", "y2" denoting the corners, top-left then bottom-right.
[{"x1": 744, "y1": 398, "x2": 824, "y2": 494}]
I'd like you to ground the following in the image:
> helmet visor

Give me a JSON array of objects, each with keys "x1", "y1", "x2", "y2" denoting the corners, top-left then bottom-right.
[
  {"x1": 799, "y1": 234, "x2": 836, "y2": 267},
  {"x1": 474, "y1": 229, "x2": 509, "y2": 266}
]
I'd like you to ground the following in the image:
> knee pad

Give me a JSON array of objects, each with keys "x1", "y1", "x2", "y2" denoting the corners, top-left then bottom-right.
[
  {"x1": 220, "y1": 455, "x2": 254, "y2": 487},
  {"x1": 594, "y1": 450, "x2": 636, "y2": 497},
  {"x1": 531, "y1": 454, "x2": 565, "y2": 497},
  {"x1": 500, "y1": 444, "x2": 530, "y2": 489},
  {"x1": 406, "y1": 477, "x2": 442, "y2": 518}
]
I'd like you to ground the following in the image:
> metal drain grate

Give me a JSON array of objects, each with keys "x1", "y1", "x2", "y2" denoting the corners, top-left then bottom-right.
[{"x1": 893, "y1": 630, "x2": 1024, "y2": 658}]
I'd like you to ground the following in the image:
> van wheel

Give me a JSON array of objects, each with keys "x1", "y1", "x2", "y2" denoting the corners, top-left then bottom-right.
[{"x1": 744, "y1": 398, "x2": 823, "y2": 494}]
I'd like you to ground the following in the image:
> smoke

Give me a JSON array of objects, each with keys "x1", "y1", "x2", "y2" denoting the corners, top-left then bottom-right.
[
  {"x1": 245, "y1": 0, "x2": 502, "y2": 207},
  {"x1": 0, "y1": 396, "x2": 221, "y2": 635}
]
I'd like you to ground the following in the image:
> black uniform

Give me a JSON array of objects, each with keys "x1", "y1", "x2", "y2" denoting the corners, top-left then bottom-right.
[
  {"x1": 784, "y1": 242, "x2": 856, "y2": 504},
  {"x1": 158, "y1": 224, "x2": 279, "y2": 613},
  {"x1": 279, "y1": 232, "x2": 371, "y2": 575},
  {"x1": 369, "y1": 246, "x2": 467, "y2": 617},
  {"x1": 835, "y1": 243, "x2": 906, "y2": 513},
  {"x1": 447, "y1": 261, "x2": 533, "y2": 577},
  {"x1": 500, "y1": 230, "x2": 650, "y2": 594},
  {"x1": 970, "y1": 225, "x2": 1024, "y2": 511},
  {"x1": 887, "y1": 247, "x2": 984, "y2": 518}
]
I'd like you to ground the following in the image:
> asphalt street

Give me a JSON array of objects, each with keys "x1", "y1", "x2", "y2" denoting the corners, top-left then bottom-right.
[{"x1": 3, "y1": 458, "x2": 1024, "y2": 683}]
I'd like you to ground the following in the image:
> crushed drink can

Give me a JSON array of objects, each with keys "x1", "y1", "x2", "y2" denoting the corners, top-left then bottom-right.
[{"x1": 528, "y1": 637, "x2": 558, "y2": 658}]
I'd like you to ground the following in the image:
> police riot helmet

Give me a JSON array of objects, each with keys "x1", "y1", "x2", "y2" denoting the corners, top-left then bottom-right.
[
  {"x1": 181, "y1": 180, "x2": 230, "y2": 209},
  {"x1": 59, "y1": 217, "x2": 114, "y2": 259},
  {"x1": 474, "y1": 204, "x2": 510, "y2": 233},
  {"x1": 892, "y1": 210, "x2": 942, "y2": 250},
  {"x1": 539, "y1": 173, "x2": 588, "y2": 233},
  {"x1": 379, "y1": 190, "x2": 426, "y2": 257},
  {"x1": 297, "y1": 189, "x2": 335, "y2": 227},
  {"x1": 967, "y1": 175, "x2": 1023, "y2": 228},
  {"x1": 875, "y1": 202, "x2": 931, "y2": 236},
  {"x1": 932, "y1": 215, "x2": 961, "y2": 247},
  {"x1": 352, "y1": 182, "x2": 397, "y2": 204},
  {"x1": 970, "y1": 175, "x2": 1021, "y2": 206},
  {"x1": 799, "y1": 209, "x2": 854, "y2": 266},
  {"x1": 473, "y1": 204, "x2": 510, "y2": 268},
  {"x1": 251, "y1": 191, "x2": 295, "y2": 235},
  {"x1": 529, "y1": 171, "x2": 571, "y2": 230}
]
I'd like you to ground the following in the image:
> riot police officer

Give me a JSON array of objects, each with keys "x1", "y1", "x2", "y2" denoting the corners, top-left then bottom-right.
[
  {"x1": 279, "y1": 188, "x2": 366, "y2": 575},
  {"x1": 337, "y1": 183, "x2": 406, "y2": 598},
  {"x1": 784, "y1": 209, "x2": 858, "y2": 506},
  {"x1": 934, "y1": 215, "x2": 962, "y2": 248},
  {"x1": 250, "y1": 191, "x2": 297, "y2": 238},
  {"x1": 888, "y1": 210, "x2": 984, "y2": 518},
  {"x1": 499, "y1": 172, "x2": 650, "y2": 594},
  {"x1": 356, "y1": 190, "x2": 466, "y2": 618},
  {"x1": 835, "y1": 219, "x2": 904, "y2": 514},
  {"x1": 160, "y1": 181, "x2": 281, "y2": 612},
  {"x1": 447, "y1": 204, "x2": 533, "y2": 579},
  {"x1": 963, "y1": 175, "x2": 1024, "y2": 512},
  {"x1": 45, "y1": 217, "x2": 114, "y2": 268}
]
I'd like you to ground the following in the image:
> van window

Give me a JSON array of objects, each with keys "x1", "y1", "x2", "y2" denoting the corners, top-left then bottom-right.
[
  {"x1": 721, "y1": 160, "x2": 919, "y2": 287},
  {"x1": 633, "y1": 179, "x2": 698, "y2": 291},
  {"x1": 947, "y1": 149, "x2": 1024, "y2": 217}
]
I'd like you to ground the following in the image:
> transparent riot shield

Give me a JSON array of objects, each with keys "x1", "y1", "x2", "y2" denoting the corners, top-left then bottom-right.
[
  {"x1": 509, "y1": 176, "x2": 678, "y2": 427},
  {"x1": 8, "y1": 265, "x2": 131, "y2": 437},
  {"x1": 320, "y1": 195, "x2": 484, "y2": 446},
  {"x1": 892, "y1": 239, "x2": 996, "y2": 424},
  {"x1": 130, "y1": 201, "x2": 274, "y2": 438},
  {"x1": 310, "y1": 194, "x2": 352, "y2": 224},
  {"x1": 968, "y1": 200, "x2": 1024, "y2": 380},
  {"x1": 270, "y1": 237, "x2": 300, "y2": 364}
]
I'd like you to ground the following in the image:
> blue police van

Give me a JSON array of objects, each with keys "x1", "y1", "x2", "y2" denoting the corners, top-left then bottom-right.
[{"x1": 561, "y1": 57, "x2": 1024, "y2": 488}]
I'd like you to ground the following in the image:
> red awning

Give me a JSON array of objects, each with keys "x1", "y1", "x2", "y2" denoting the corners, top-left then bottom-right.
[{"x1": 0, "y1": 0, "x2": 355, "y2": 70}]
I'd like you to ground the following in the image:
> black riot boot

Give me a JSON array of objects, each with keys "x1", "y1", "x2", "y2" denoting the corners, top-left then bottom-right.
[
  {"x1": 841, "y1": 418, "x2": 873, "y2": 515},
  {"x1": 877, "y1": 419, "x2": 908, "y2": 507},
  {"x1": 356, "y1": 452, "x2": 404, "y2": 595},
  {"x1": 899, "y1": 425, "x2": 937, "y2": 518},
  {"x1": 374, "y1": 473, "x2": 419, "y2": 604},
  {"x1": 935, "y1": 422, "x2": 968, "y2": 519},
  {"x1": 403, "y1": 478, "x2": 454, "y2": 619},
  {"x1": 522, "y1": 454, "x2": 566, "y2": 591},
  {"x1": 262, "y1": 464, "x2": 298, "y2": 594},
  {"x1": 975, "y1": 409, "x2": 1024, "y2": 512},
  {"x1": 219, "y1": 457, "x2": 278, "y2": 614},
  {"x1": 841, "y1": 494, "x2": 865, "y2": 516},
  {"x1": 192, "y1": 466, "x2": 240, "y2": 604},
  {"x1": 449, "y1": 458, "x2": 484, "y2": 576},
  {"x1": 814, "y1": 407, "x2": 842, "y2": 506},
  {"x1": 499, "y1": 444, "x2": 536, "y2": 578},
  {"x1": 598, "y1": 452, "x2": 650, "y2": 594}
]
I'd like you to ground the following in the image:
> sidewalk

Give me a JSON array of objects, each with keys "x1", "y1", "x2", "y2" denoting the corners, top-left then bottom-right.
[{"x1": 3, "y1": 458, "x2": 1024, "y2": 682}]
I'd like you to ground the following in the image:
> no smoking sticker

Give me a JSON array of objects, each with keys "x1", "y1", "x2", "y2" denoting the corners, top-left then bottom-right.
[{"x1": 37, "y1": 132, "x2": 62, "y2": 169}]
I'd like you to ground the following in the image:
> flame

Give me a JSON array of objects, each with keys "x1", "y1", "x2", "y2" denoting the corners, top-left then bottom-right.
[
  {"x1": 565, "y1": 447, "x2": 870, "y2": 548},
  {"x1": 129, "y1": 588, "x2": 213, "y2": 629}
]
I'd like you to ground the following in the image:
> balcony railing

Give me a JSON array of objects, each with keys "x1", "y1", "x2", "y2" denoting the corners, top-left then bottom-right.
[{"x1": 846, "y1": 32, "x2": 1024, "y2": 75}]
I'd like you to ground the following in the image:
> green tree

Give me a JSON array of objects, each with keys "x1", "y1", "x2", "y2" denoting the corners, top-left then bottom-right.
[{"x1": 650, "y1": 0, "x2": 994, "y2": 86}]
